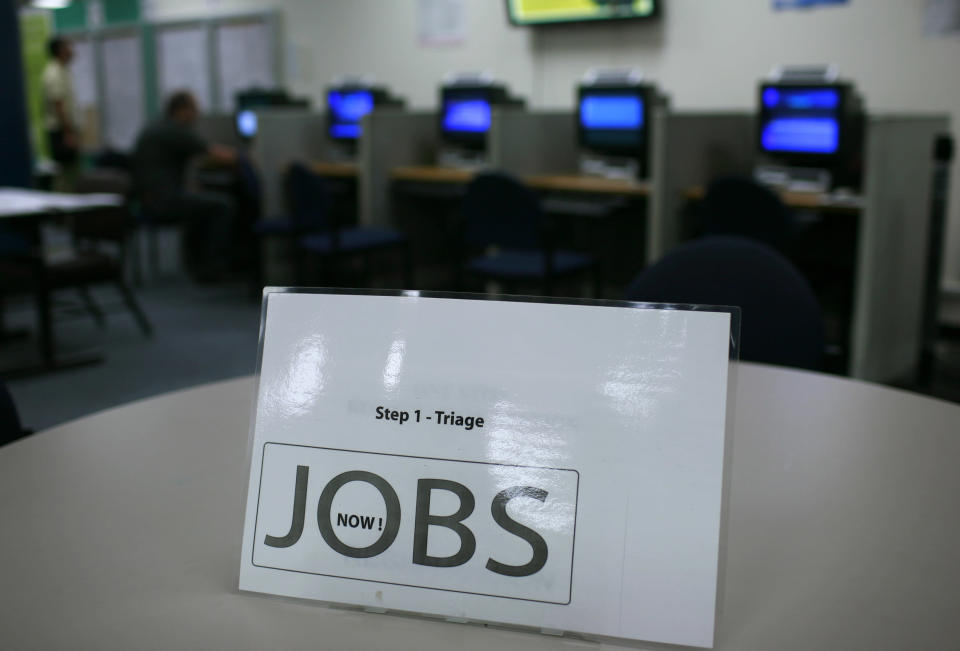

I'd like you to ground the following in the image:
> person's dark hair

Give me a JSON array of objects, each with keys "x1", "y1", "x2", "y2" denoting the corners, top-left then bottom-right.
[
  {"x1": 48, "y1": 36, "x2": 68, "y2": 58},
  {"x1": 165, "y1": 91, "x2": 197, "y2": 118}
]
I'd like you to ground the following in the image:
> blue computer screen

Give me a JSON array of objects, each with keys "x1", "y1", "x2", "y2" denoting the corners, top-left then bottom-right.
[
  {"x1": 327, "y1": 90, "x2": 375, "y2": 139},
  {"x1": 442, "y1": 99, "x2": 492, "y2": 133},
  {"x1": 580, "y1": 94, "x2": 644, "y2": 130},
  {"x1": 761, "y1": 87, "x2": 841, "y2": 154},
  {"x1": 236, "y1": 110, "x2": 257, "y2": 138}
]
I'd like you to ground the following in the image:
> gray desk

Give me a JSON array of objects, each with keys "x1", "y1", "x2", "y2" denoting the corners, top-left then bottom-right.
[{"x1": 1, "y1": 363, "x2": 958, "y2": 649}]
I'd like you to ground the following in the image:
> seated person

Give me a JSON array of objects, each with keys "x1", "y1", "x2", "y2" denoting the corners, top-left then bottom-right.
[{"x1": 132, "y1": 91, "x2": 237, "y2": 281}]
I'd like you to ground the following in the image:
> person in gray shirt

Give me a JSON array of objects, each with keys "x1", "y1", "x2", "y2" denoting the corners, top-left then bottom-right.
[{"x1": 133, "y1": 91, "x2": 237, "y2": 281}]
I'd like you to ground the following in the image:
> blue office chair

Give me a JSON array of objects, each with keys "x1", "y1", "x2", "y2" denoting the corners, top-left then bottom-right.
[
  {"x1": 625, "y1": 236, "x2": 824, "y2": 370},
  {"x1": 460, "y1": 171, "x2": 599, "y2": 296},
  {"x1": 701, "y1": 176, "x2": 795, "y2": 250},
  {"x1": 293, "y1": 163, "x2": 412, "y2": 287}
]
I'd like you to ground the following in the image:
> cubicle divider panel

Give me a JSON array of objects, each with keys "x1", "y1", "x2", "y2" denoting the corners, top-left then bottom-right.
[
  {"x1": 195, "y1": 113, "x2": 241, "y2": 148},
  {"x1": 852, "y1": 115, "x2": 950, "y2": 382},
  {"x1": 246, "y1": 110, "x2": 328, "y2": 283},
  {"x1": 249, "y1": 110, "x2": 329, "y2": 218},
  {"x1": 359, "y1": 111, "x2": 439, "y2": 227},
  {"x1": 648, "y1": 111, "x2": 755, "y2": 262},
  {"x1": 489, "y1": 111, "x2": 579, "y2": 175}
]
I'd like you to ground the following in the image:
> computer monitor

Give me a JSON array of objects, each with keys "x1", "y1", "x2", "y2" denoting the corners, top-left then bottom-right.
[
  {"x1": 325, "y1": 85, "x2": 403, "y2": 143},
  {"x1": 757, "y1": 81, "x2": 864, "y2": 189},
  {"x1": 439, "y1": 84, "x2": 519, "y2": 151},
  {"x1": 235, "y1": 109, "x2": 258, "y2": 140},
  {"x1": 759, "y1": 84, "x2": 846, "y2": 155},
  {"x1": 576, "y1": 83, "x2": 654, "y2": 177},
  {"x1": 578, "y1": 86, "x2": 648, "y2": 155},
  {"x1": 327, "y1": 89, "x2": 375, "y2": 141}
]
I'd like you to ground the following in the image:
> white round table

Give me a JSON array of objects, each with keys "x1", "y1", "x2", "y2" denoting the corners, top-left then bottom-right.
[{"x1": 1, "y1": 363, "x2": 958, "y2": 650}]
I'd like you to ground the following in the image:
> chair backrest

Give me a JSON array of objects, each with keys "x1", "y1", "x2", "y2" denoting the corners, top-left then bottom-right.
[
  {"x1": 462, "y1": 171, "x2": 542, "y2": 249},
  {"x1": 73, "y1": 171, "x2": 133, "y2": 244},
  {"x1": 625, "y1": 236, "x2": 825, "y2": 370},
  {"x1": 286, "y1": 162, "x2": 328, "y2": 231},
  {"x1": 701, "y1": 176, "x2": 793, "y2": 249},
  {"x1": 0, "y1": 379, "x2": 25, "y2": 447}
]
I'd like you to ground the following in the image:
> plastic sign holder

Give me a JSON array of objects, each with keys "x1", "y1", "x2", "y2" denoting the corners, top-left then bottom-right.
[{"x1": 239, "y1": 289, "x2": 738, "y2": 648}]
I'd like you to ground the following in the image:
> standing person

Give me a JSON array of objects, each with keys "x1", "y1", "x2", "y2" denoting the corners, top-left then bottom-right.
[
  {"x1": 42, "y1": 36, "x2": 79, "y2": 190},
  {"x1": 132, "y1": 91, "x2": 238, "y2": 282}
]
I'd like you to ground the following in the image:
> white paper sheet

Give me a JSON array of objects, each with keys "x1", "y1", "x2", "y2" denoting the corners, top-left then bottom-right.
[{"x1": 418, "y1": 0, "x2": 466, "y2": 46}]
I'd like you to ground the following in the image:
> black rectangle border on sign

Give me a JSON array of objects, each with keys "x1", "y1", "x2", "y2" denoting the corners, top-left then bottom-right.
[{"x1": 252, "y1": 442, "x2": 581, "y2": 606}]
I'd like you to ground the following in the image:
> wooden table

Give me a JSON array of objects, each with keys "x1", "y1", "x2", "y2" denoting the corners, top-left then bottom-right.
[
  {"x1": 390, "y1": 165, "x2": 478, "y2": 184},
  {"x1": 524, "y1": 173, "x2": 650, "y2": 197},
  {"x1": 2, "y1": 363, "x2": 958, "y2": 649},
  {"x1": 682, "y1": 185, "x2": 863, "y2": 214},
  {"x1": 311, "y1": 161, "x2": 359, "y2": 179}
]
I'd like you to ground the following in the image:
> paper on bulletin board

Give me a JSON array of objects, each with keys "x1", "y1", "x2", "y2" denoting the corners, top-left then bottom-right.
[
  {"x1": 419, "y1": 0, "x2": 466, "y2": 46},
  {"x1": 239, "y1": 290, "x2": 737, "y2": 648}
]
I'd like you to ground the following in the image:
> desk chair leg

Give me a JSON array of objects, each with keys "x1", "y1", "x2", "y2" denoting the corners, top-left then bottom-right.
[
  {"x1": 116, "y1": 282, "x2": 153, "y2": 338},
  {"x1": 77, "y1": 287, "x2": 106, "y2": 328}
]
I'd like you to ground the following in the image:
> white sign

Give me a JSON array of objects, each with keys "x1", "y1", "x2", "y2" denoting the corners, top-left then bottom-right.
[
  {"x1": 240, "y1": 291, "x2": 733, "y2": 648},
  {"x1": 418, "y1": 0, "x2": 466, "y2": 46}
]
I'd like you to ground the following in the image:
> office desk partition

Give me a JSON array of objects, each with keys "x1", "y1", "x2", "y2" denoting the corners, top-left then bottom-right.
[{"x1": 1, "y1": 364, "x2": 958, "y2": 649}]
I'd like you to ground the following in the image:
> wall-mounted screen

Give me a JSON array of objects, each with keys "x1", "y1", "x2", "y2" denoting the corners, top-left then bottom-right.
[{"x1": 507, "y1": 0, "x2": 657, "y2": 26}]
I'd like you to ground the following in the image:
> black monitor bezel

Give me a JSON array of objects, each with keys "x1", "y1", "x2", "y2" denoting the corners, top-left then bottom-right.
[
  {"x1": 576, "y1": 84, "x2": 652, "y2": 166},
  {"x1": 325, "y1": 86, "x2": 380, "y2": 143},
  {"x1": 756, "y1": 81, "x2": 852, "y2": 168},
  {"x1": 439, "y1": 86, "x2": 510, "y2": 151}
]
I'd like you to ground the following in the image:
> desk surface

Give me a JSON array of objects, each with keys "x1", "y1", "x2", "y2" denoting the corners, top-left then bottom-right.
[
  {"x1": 0, "y1": 187, "x2": 123, "y2": 219},
  {"x1": 524, "y1": 173, "x2": 651, "y2": 197},
  {"x1": 1, "y1": 364, "x2": 958, "y2": 649},
  {"x1": 390, "y1": 165, "x2": 477, "y2": 184},
  {"x1": 311, "y1": 160, "x2": 359, "y2": 179},
  {"x1": 683, "y1": 185, "x2": 863, "y2": 213}
]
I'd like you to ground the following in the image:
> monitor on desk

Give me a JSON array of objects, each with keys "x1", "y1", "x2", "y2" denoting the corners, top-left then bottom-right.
[
  {"x1": 439, "y1": 84, "x2": 522, "y2": 151},
  {"x1": 576, "y1": 80, "x2": 656, "y2": 179},
  {"x1": 757, "y1": 80, "x2": 864, "y2": 189},
  {"x1": 235, "y1": 109, "x2": 258, "y2": 140},
  {"x1": 327, "y1": 89, "x2": 374, "y2": 140},
  {"x1": 325, "y1": 83, "x2": 404, "y2": 143}
]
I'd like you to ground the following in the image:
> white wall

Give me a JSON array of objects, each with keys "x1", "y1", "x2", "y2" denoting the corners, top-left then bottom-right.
[{"x1": 150, "y1": 0, "x2": 960, "y2": 288}]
